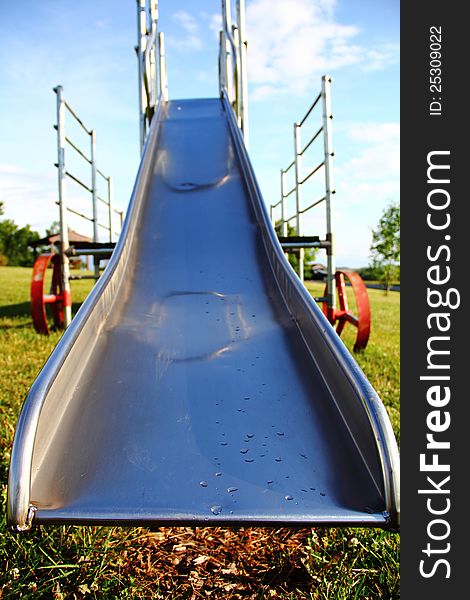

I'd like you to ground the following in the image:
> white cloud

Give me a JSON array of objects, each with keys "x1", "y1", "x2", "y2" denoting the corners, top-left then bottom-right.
[
  {"x1": 173, "y1": 10, "x2": 199, "y2": 35},
  {"x1": 241, "y1": 0, "x2": 398, "y2": 99},
  {"x1": 0, "y1": 164, "x2": 57, "y2": 234},
  {"x1": 363, "y1": 44, "x2": 400, "y2": 72},
  {"x1": 170, "y1": 10, "x2": 203, "y2": 51},
  {"x1": 337, "y1": 122, "x2": 400, "y2": 186}
]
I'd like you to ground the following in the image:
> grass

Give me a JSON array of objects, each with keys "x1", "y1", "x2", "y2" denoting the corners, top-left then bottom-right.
[
  {"x1": 305, "y1": 281, "x2": 400, "y2": 441},
  {"x1": 0, "y1": 266, "x2": 399, "y2": 599}
]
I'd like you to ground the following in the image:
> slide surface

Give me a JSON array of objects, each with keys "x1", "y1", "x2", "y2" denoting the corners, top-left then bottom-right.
[{"x1": 8, "y1": 98, "x2": 399, "y2": 531}]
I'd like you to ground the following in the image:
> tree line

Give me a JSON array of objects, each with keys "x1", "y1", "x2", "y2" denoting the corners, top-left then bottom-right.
[
  {"x1": 0, "y1": 199, "x2": 400, "y2": 287},
  {"x1": 0, "y1": 202, "x2": 41, "y2": 266}
]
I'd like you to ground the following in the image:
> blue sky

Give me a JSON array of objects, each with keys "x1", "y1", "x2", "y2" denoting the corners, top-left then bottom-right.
[{"x1": 0, "y1": 0, "x2": 399, "y2": 267}]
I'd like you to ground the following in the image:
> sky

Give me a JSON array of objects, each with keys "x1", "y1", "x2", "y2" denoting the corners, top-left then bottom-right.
[{"x1": 0, "y1": 0, "x2": 399, "y2": 268}]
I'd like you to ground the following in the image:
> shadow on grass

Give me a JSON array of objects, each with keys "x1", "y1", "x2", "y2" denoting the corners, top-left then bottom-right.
[
  {"x1": 0, "y1": 302, "x2": 30, "y2": 319},
  {"x1": 0, "y1": 302, "x2": 84, "y2": 329}
]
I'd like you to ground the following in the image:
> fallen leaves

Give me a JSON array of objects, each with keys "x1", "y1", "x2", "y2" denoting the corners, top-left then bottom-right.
[{"x1": 115, "y1": 526, "x2": 313, "y2": 598}]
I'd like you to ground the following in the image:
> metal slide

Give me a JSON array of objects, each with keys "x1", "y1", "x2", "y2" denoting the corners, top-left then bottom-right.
[{"x1": 8, "y1": 96, "x2": 399, "y2": 532}]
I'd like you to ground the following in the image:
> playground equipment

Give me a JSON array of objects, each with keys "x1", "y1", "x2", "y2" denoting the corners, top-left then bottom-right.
[
  {"x1": 8, "y1": 0, "x2": 399, "y2": 532},
  {"x1": 269, "y1": 78, "x2": 370, "y2": 351},
  {"x1": 30, "y1": 86, "x2": 124, "y2": 334}
]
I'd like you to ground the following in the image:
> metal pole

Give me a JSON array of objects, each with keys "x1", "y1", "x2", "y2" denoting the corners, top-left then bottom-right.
[
  {"x1": 232, "y1": 23, "x2": 241, "y2": 126},
  {"x1": 280, "y1": 169, "x2": 287, "y2": 237},
  {"x1": 293, "y1": 123, "x2": 304, "y2": 282},
  {"x1": 149, "y1": 1, "x2": 158, "y2": 109},
  {"x1": 221, "y1": 0, "x2": 234, "y2": 104},
  {"x1": 322, "y1": 75, "x2": 336, "y2": 314},
  {"x1": 218, "y1": 30, "x2": 227, "y2": 95},
  {"x1": 236, "y1": 0, "x2": 249, "y2": 147},
  {"x1": 108, "y1": 176, "x2": 114, "y2": 242},
  {"x1": 136, "y1": 0, "x2": 147, "y2": 153},
  {"x1": 55, "y1": 85, "x2": 72, "y2": 328},
  {"x1": 158, "y1": 32, "x2": 168, "y2": 101},
  {"x1": 90, "y1": 129, "x2": 100, "y2": 279},
  {"x1": 222, "y1": 0, "x2": 231, "y2": 35}
]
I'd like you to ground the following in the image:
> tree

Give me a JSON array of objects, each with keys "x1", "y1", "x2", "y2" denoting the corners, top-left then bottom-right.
[
  {"x1": 0, "y1": 202, "x2": 41, "y2": 266},
  {"x1": 369, "y1": 202, "x2": 400, "y2": 293}
]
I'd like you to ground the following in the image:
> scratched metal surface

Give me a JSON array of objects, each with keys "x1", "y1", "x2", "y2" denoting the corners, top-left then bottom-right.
[{"x1": 8, "y1": 99, "x2": 399, "y2": 530}]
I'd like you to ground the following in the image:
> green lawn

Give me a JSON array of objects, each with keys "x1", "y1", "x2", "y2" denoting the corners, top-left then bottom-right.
[{"x1": 0, "y1": 266, "x2": 399, "y2": 599}]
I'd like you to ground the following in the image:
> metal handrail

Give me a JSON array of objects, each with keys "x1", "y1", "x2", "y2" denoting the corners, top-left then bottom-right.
[
  {"x1": 65, "y1": 136, "x2": 92, "y2": 164},
  {"x1": 136, "y1": 0, "x2": 168, "y2": 153},
  {"x1": 270, "y1": 75, "x2": 335, "y2": 306},
  {"x1": 65, "y1": 170, "x2": 93, "y2": 193},
  {"x1": 63, "y1": 100, "x2": 91, "y2": 134},
  {"x1": 298, "y1": 160, "x2": 325, "y2": 186},
  {"x1": 219, "y1": 0, "x2": 249, "y2": 146},
  {"x1": 299, "y1": 125, "x2": 323, "y2": 156},
  {"x1": 298, "y1": 196, "x2": 326, "y2": 214},
  {"x1": 299, "y1": 91, "x2": 322, "y2": 127},
  {"x1": 54, "y1": 86, "x2": 122, "y2": 325}
]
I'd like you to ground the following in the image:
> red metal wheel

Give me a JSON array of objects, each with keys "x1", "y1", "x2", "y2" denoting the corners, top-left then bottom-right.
[
  {"x1": 322, "y1": 270, "x2": 371, "y2": 351},
  {"x1": 31, "y1": 254, "x2": 70, "y2": 334}
]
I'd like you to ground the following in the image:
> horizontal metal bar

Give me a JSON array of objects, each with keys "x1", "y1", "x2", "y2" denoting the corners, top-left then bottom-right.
[
  {"x1": 285, "y1": 214, "x2": 297, "y2": 223},
  {"x1": 278, "y1": 236, "x2": 320, "y2": 244},
  {"x1": 271, "y1": 199, "x2": 282, "y2": 209},
  {"x1": 65, "y1": 135, "x2": 92, "y2": 164},
  {"x1": 298, "y1": 196, "x2": 326, "y2": 214},
  {"x1": 65, "y1": 171, "x2": 93, "y2": 193},
  {"x1": 283, "y1": 186, "x2": 296, "y2": 199},
  {"x1": 281, "y1": 241, "x2": 322, "y2": 249},
  {"x1": 314, "y1": 296, "x2": 328, "y2": 303},
  {"x1": 279, "y1": 235, "x2": 322, "y2": 249},
  {"x1": 66, "y1": 247, "x2": 113, "y2": 257},
  {"x1": 97, "y1": 195, "x2": 110, "y2": 206},
  {"x1": 282, "y1": 160, "x2": 295, "y2": 173},
  {"x1": 97, "y1": 222, "x2": 111, "y2": 232},
  {"x1": 63, "y1": 100, "x2": 91, "y2": 134},
  {"x1": 299, "y1": 126, "x2": 323, "y2": 156},
  {"x1": 299, "y1": 91, "x2": 322, "y2": 127},
  {"x1": 298, "y1": 160, "x2": 325, "y2": 186}
]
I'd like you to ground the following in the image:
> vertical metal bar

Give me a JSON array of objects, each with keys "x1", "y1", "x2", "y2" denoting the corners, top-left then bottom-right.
[
  {"x1": 55, "y1": 85, "x2": 72, "y2": 328},
  {"x1": 280, "y1": 169, "x2": 287, "y2": 237},
  {"x1": 149, "y1": 1, "x2": 158, "y2": 108},
  {"x1": 136, "y1": 0, "x2": 147, "y2": 153},
  {"x1": 222, "y1": 0, "x2": 231, "y2": 34},
  {"x1": 236, "y1": 0, "x2": 249, "y2": 147},
  {"x1": 218, "y1": 30, "x2": 227, "y2": 96},
  {"x1": 232, "y1": 24, "x2": 241, "y2": 126},
  {"x1": 90, "y1": 130, "x2": 98, "y2": 243},
  {"x1": 158, "y1": 32, "x2": 168, "y2": 101},
  {"x1": 90, "y1": 129, "x2": 100, "y2": 279},
  {"x1": 108, "y1": 176, "x2": 114, "y2": 242},
  {"x1": 293, "y1": 123, "x2": 304, "y2": 282},
  {"x1": 221, "y1": 0, "x2": 234, "y2": 103},
  {"x1": 322, "y1": 75, "x2": 336, "y2": 314}
]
